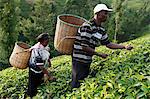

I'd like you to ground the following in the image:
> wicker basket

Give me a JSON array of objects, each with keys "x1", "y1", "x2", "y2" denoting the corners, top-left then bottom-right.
[
  {"x1": 9, "y1": 42, "x2": 31, "y2": 69},
  {"x1": 54, "y1": 14, "x2": 87, "y2": 54}
]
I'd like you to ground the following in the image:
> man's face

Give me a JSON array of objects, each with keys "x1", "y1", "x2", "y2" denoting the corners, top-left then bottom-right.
[{"x1": 96, "y1": 10, "x2": 108, "y2": 22}]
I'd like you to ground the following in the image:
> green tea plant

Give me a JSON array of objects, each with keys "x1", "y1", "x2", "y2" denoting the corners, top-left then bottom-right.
[{"x1": 0, "y1": 33, "x2": 149, "y2": 98}]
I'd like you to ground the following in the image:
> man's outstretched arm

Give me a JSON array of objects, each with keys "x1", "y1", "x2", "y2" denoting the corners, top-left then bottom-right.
[{"x1": 106, "y1": 42, "x2": 133, "y2": 50}]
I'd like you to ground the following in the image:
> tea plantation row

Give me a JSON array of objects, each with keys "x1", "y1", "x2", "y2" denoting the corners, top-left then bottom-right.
[{"x1": 0, "y1": 34, "x2": 150, "y2": 98}]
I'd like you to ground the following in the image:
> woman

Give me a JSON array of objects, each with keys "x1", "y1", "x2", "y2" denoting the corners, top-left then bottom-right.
[{"x1": 27, "y1": 33, "x2": 55, "y2": 98}]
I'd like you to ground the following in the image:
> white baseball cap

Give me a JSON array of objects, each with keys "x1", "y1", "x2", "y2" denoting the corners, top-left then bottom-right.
[{"x1": 94, "y1": 4, "x2": 112, "y2": 14}]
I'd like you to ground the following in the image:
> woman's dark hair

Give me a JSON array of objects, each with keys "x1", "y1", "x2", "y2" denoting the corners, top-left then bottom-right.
[{"x1": 36, "y1": 33, "x2": 49, "y2": 42}]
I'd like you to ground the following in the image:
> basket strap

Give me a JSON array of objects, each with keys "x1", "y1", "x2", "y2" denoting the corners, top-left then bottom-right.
[
  {"x1": 65, "y1": 36, "x2": 76, "y2": 39},
  {"x1": 57, "y1": 36, "x2": 77, "y2": 48}
]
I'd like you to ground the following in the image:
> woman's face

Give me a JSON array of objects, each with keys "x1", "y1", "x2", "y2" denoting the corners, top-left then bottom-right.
[{"x1": 42, "y1": 39, "x2": 49, "y2": 47}]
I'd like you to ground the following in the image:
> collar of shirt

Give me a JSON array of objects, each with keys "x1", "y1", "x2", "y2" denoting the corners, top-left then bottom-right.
[
  {"x1": 31, "y1": 42, "x2": 45, "y2": 49},
  {"x1": 89, "y1": 19, "x2": 106, "y2": 33},
  {"x1": 90, "y1": 18, "x2": 101, "y2": 27}
]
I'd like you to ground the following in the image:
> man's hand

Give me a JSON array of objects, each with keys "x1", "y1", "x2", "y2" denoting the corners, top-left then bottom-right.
[
  {"x1": 97, "y1": 53, "x2": 108, "y2": 58},
  {"x1": 125, "y1": 45, "x2": 133, "y2": 50}
]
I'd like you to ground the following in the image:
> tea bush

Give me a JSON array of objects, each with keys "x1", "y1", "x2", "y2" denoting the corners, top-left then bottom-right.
[{"x1": 0, "y1": 34, "x2": 150, "y2": 98}]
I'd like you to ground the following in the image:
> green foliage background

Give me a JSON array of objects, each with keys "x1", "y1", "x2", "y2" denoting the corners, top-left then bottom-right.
[{"x1": 0, "y1": 0, "x2": 150, "y2": 66}]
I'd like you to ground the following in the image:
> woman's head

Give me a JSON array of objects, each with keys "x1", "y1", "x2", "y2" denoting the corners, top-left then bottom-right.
[{"x1": 36, "y1": 33, "x2": 49, "y2": 47}]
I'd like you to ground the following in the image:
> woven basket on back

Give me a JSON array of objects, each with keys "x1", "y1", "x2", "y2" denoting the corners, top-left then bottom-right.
[
  {"x1": 9, "y1": 42, "x2": 31, "y2": 69},
  {"x1": 54, "y1": 14, "x2": 87, "y2": 54}
]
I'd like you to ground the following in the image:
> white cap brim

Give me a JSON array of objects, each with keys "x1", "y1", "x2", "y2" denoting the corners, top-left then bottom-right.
[{"x1": 106, "y1": 9, "x2": 113, "y2": 12}]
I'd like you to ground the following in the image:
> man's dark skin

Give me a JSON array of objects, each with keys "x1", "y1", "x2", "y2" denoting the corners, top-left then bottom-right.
[{"x1": 82, "y1": 10, "x2": 133, "y2": 58}]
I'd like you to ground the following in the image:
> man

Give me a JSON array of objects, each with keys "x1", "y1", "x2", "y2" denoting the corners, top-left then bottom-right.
[{"x1": 71, "y1": 4, "x2": 133, "y2": 88}]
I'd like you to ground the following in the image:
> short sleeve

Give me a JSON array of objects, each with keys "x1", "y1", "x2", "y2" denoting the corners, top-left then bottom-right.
[{"x1": 100, "y1": 33, "x2": 110, "y2": 45}]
